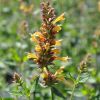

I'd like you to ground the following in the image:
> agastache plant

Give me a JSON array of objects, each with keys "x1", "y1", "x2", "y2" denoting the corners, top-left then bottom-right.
[
  {"x1": 13, "y1": 2, "x2": 92, "y2": 100},
  {"x1": 27, "y1": 2, "x2": 70, "y2": 87}
]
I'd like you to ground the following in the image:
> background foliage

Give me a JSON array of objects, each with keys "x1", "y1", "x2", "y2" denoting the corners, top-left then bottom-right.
[{"x1": 0, "y1": 0, "x2": 100, "y2": 100}]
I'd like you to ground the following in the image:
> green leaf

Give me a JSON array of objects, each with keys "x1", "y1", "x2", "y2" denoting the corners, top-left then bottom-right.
[
  {"x1": 79, "y1": 73, "x2": 89, "y2": 83},
  {"x1": 51, "y1": 86, "x2": 65, "y2": 99},
  {"x1": 0, "y1": 61, "x2": 6, "y2": 69},
  {"x1": 32, "y1": 77, "x2": 39, "y2": 100},
  {"x1": 33, "y1": 77, "x2": 39, "y2": 93},
  {"x1": 0, "y1": 98, "x2": 14, "y2": 100},
  {"x1": 68, "y1": 90, "x2": 83, "y2": 97}
]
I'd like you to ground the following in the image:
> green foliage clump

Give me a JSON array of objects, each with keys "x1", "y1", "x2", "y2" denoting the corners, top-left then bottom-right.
[{"x1": 0, "y1": 0, "x2": 100, "y2": 100}]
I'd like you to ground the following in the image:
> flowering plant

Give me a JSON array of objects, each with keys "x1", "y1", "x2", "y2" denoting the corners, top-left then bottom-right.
[
  {"x1": 12, "y1": 2, "x2": 92, "y2": 100},
  {"x1": 27, "y1": 2, "x2": 71, "y2": 87}
]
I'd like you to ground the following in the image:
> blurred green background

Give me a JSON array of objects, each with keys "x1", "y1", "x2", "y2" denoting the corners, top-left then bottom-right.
[{"x1": 0, "y1": 0, "x2": 100, "y2": 100}]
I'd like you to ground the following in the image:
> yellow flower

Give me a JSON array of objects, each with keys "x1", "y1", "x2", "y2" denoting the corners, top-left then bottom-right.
[
  {"x1": 55, "y1": 39, "x2": 62, "y2": 46},
  {"x1": 20, "y1": 3, "x2": 25, "y2": 10},
  {"x1": 34, "y1": 32, "x2": 46, "y2": 42},
  {"x1": 53, "y1": 66, "x2": 74, "y2": 87},
  {"x1": 50, "y1": 39, "x2": 62, "y2": 46},
  {"x1": 56, "y1": 56, "x2": 70, "y2": 62},
  {"x1": 43, "y1": 67, "x2": 48, "y2": 73},
  {"x1": 20, "y1": 3, "x2": 33, "y2": 13},
  {"x1": 51, "y1": 48, "x2": 60, "y2": 54},
  {"x1": 41, "y1": 67, "x2": 48, "y2": 79},
  {"x1": 27, "y1": 53, "x2": 37, "y2": 59},
  {"x1": 30, "y1": 34, "x2": 38, "y2": 43},
  {"x1": 52, "y1": 25, "x2": 62, "y2": 33},
  {"x1": 44, "y1": 43, "x2": 50, "y2": 51},
  {"x1": 52, "y1": 13, "x2": 65, "y2": 24},
  {"x1": 40, "y1": 72, "x2": 48, "y2": 79},
  {"x1": 35, "y1": 45, "x2": 41, "y2": 52},
  {"x1": 30, "y1": 32, "x2": 45, "y2": 42},
  {"x1": 34, "y1": 32, "x2": 43, "y2": 37},
  {"x1": 54, "y1": 66, "x2": 64, "y2": 76}
]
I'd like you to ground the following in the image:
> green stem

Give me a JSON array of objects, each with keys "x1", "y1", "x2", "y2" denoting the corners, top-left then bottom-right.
[
  {"x1": 33, "y1": 77, "x2": 39, "y2": 100},
  {"x1": 28, "y1": 95, "x2": 31, "y2": 100},
  {"x1": 51, "y1": 88, "x2": 54, "y2": 100},
  {"x1": 69, "y1": 74, "x2": 80, "y2": 100},
  {"x1": 69, "y1": 82, "x2": 76, "y2": 100}
]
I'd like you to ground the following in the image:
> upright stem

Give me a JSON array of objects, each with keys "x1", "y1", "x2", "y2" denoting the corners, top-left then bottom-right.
[
  {"x1": 51, "y1": 88, "x2": 54, "y2": 100},
  {"x1": 69, "y1": 83, "x2": 76, "y2": 100},
  {"x1": 69, "y1": 74, "x2": 80, "y2": 100},
  {"x1": 34, "y1": 77, "x2": 39, "y2": 100},
  {"x1": 28, "y1": 95, "x2": 31, "y2": 100}
]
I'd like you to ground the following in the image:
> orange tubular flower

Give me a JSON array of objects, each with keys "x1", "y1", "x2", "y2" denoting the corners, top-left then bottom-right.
[
  {"x1": 35, "y1": 45, "x2": 42, "y2": 52},
  {"x1": 55, "y1": 56, "x2": 71, "y2": 62},
  {"x1": 52, "y1": 13, "x2": 65, "y2": 24},
  {"x1": 30, "y1": 34, "x2": 38, "y2": 43},
  {"x1": 55, "y1": 39, "x2": 62, "y2": 46},
  {"x1": 54, "y1": 66, "x2": 65, "y2": 76},
  {"x1": 52, "y1": 25, "x2": 62, "y2": 34},
  {"x1": 34, "y1": 32, "x2": 46, "y2": 42},
  {"x1": 27, "y1": 53, "x2": 37, "y2": 59},
  {"x1": 51, "y1": 48, "x2": 60, "y2": 54}
]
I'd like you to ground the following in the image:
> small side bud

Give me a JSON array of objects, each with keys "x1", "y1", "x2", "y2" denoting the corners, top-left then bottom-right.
[
  {"x1": 79, "y1": 53, "x2": 91, "y2": 73},
  {"x1": 13, "y1": 72, "x2": 21, "y2": 83}
]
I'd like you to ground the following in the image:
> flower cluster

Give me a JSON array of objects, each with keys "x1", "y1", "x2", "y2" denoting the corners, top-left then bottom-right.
[
  {"x1": 27, "y1": 2, "x2": 70, "y2": 86},
  {"x1": 18, "y1": 20, "x2": 28, "y2": 38},
  {"x1": 13, "y1": 72, "x2": 21, "y2": 84},
  {"x1": 19, "y1": 0, "x2": 33, "y2": 14},
  {"x1": 79, "y1": 53, "x2": 91, "y2": 73}
]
